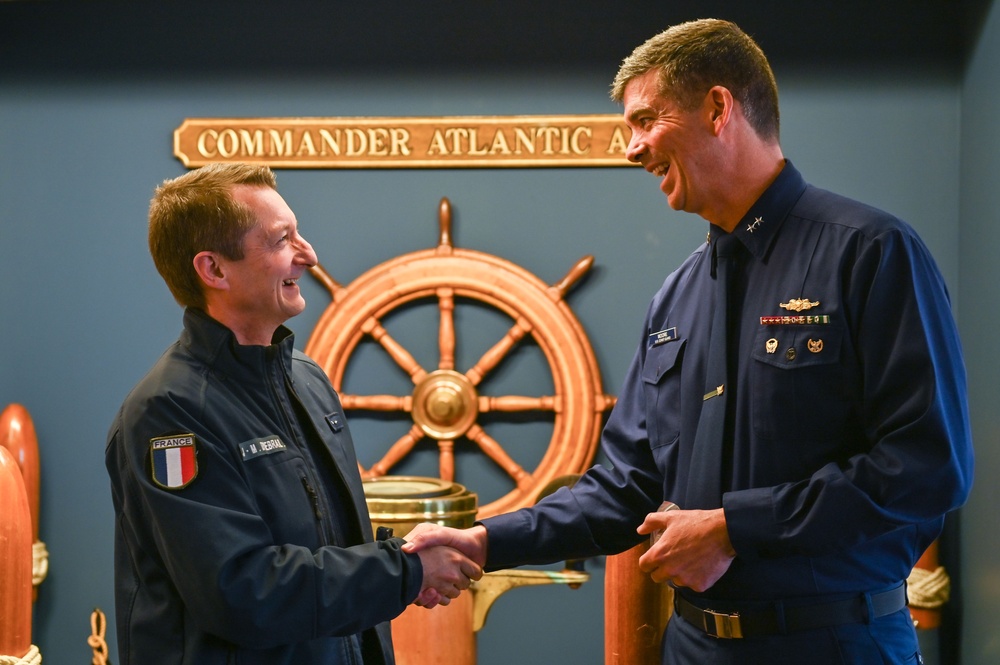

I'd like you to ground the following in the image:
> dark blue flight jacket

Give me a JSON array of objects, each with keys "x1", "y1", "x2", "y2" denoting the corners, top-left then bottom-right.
[{"x1": 106, "y1": 308, "x2": 422, "y2": 665}]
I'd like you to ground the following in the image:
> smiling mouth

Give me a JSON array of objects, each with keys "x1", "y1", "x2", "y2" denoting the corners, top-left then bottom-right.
[
  {"x1": 651, "y1": 164, "x2": 669, "y2": 177},
  {"x1": 282, "y1": 278, "x2": 298, "y2": 287}
]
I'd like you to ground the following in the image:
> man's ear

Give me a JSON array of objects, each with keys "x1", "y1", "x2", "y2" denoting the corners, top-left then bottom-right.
[
  {"x1": 192, "y1": 251, "x2": 229, "y2": 292},
  {"x1": 704, "y1": 85, "x2": 735, "y2": 136}
]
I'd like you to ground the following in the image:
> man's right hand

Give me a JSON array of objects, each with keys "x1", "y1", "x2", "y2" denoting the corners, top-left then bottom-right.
[
  {"x1": 404, "y1": 524, "x2": 488, "y2": 608},
  {"x1": 413, "y1": 543, "x2": 482, "y2": 609},
  {"x1": 403, "y1": 523, "x2": 488, "y2": 566}
]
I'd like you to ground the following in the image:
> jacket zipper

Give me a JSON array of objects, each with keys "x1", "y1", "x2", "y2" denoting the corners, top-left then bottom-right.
[
  {"x1": 264, "y1": 346, "x2": 337, "y2": 546},
  {"x1": 301, "y1": 476, "x2": 323, "y2": 521}
]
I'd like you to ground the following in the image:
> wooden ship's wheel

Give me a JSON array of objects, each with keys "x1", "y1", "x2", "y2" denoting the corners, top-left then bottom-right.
[{"x1": 304, "y1": 198, "x2": 615, "y2": 518}]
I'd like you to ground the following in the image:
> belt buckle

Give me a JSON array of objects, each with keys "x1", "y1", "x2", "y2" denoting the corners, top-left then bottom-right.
[{"x1": 704, "y1": 609, "x2": 743, "y2": 639}]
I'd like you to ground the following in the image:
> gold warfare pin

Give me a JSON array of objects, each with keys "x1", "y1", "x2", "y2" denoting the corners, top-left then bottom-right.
[{"x1": 779, "y1": 298, "x2": 820, "y2": 312}]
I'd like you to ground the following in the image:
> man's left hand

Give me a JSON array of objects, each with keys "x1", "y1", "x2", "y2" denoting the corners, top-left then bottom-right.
[{"x1": 636, "y1": 507, "x2": 736, "y2": 592}]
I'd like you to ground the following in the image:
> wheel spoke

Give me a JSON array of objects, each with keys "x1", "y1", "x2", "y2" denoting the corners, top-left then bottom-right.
[
  {"x1": 309, "y1": 263, "x2": 344, "y2": 298},
  {"x1": 340, "y1": 394, "x2": 413, "y2": 412},
  {"x1": 367, "y1": 424, "x2": 425, "y2": 478},
  {"x1": 362, "y1": 318, "x2": 428, "y2": 383},
  {"x1": 438, "y1": 438, "x2": 455, "y2": 481},
  {"x1": 547, "y1": 255, "x2": 594, "y2": 301},
  {"x1": 466, "y1": 424, "x2": 531, "y2": 488},
  {"x1": 438, "y1": 287, "x2": 456, "y2": 371},
  {"x1": 478, "y1": 395, "x2": 558, "y2": 412},
  {"x1": 465, "y1": 318, "x2": 533, "y2": 386}
]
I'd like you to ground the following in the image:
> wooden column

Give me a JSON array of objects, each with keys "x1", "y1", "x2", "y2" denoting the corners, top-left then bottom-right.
[
  {"x1": 605, "y1": 542, "x2": 673, "y2": 665},
  {"x1": 392, "y1": 592, "x2": 475, "y2": 665},
  {"x1": 0, "y1": 404, "x2": 41, "y2": 601},
  {"x1": 0, "y1": 445, "x2": 33, "y2": 659}
]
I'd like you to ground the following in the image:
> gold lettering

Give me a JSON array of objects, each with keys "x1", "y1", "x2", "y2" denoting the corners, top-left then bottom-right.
[
  {"x1": 444, "y1": 128, "x2": 469, "y2": 154},
  {"x1": 606, "y1": 126, "x2": 629, "y2": 154},
  {"x1": 346, "y1": 128, "x2": 367, "y2": 156},
  {"x1": 367, "y1": 128, "x2": 390, "y2": 157},
  {"x1": 196, "y1": 129, "x2": 218, "y2": 158},
  {"x1": 268, "y1": 129, "x2": 294, "y2": 157},
  {"x1": 239, "y1": 129, "x2": 264, "y2": 156},
  {"x1": 467, "y1": 128, "x2": 488, "y2": 156},
  {"x1": 390, "y1": 128, "x2": 411, "y2": 156},
  {"x1": 216, "y1": 129, "x2": 240, "y2": 158},
  {"x1": 176, "y1": 116, "x2": 635, "y2": 167},
  {"x1": 488, "y1": 129, "x2": 511, "y2": 155},
  {"x1": 513, "y1": 128, "x2": 535, "y2": 154},
  {"x1": 427, "y1": 129, "x2": 449, "y2": 155},
  {"x1": 319, "y1": 128, "x2": 341, "y2": 156},
  {"x1": 296, "y1": 131, "x2": 317, "y2": 157},
  {"x1": 570, "y1": 126, "x2": 591, "y2": 155},
  {"x1": 537, "y1": 127, "x2": 561, "y2": 155}
]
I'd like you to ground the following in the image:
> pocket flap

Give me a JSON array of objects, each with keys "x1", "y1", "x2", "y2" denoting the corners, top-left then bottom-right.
[{"x1": 642, "y1": 338, "x2": 687, "y2": 384}]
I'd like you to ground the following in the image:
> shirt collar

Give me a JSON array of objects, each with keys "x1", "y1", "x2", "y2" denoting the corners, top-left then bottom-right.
[{"x1": 707, "y1": 160, "x2": 807, "y2": 260}]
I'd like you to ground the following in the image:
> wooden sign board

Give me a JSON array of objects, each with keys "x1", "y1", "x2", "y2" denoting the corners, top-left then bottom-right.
[{"x1": 173, "y1": 115, "x2": 636, "y2": 169}]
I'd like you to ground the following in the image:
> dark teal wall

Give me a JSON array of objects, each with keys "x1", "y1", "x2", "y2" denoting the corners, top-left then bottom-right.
[
  {"x1": 960, "y1": 1, "x2": 1000, "y2": 663},
  {"x1": 1, "y1": 26, "x2": 986, "y2": 665}
]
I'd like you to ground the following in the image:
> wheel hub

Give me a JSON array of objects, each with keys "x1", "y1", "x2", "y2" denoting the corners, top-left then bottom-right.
[{"x1": 412, "y1": 370, "x2": 478, "y2": 439}]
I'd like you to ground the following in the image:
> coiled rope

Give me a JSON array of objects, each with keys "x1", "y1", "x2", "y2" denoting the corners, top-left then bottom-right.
[
  {"x1": 88, "y1": 609, "x2": 109, "y2": 665},
  {"x1": 907, "y1": 565, "x2": 951, "y2": 609},
  {"x1": 0, "y1": 645, "x2": 41, "y2": 665},
  {"x1": 32, "y1": 541, "x2": 48, "y2": 588}
]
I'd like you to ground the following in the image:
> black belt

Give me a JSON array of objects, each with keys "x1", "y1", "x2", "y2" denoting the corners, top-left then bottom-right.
[{"x1": 673, "y1": 582, "x2": 907, "y2": 639}]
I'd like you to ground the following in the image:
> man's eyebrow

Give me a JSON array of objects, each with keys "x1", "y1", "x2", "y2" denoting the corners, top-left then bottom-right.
[{"x1": 625, "y1": 105, "x2": 653, "y2": 124}]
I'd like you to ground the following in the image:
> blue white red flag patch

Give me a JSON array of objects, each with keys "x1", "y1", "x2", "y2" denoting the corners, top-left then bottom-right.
[{"x1": 150, "y1": 434, "x2": 198, "y2": 489}]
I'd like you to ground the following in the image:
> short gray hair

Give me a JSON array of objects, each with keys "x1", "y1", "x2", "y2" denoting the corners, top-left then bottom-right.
[{"x1": 610, "y1": 19, "x2": 780, "y2": 142}]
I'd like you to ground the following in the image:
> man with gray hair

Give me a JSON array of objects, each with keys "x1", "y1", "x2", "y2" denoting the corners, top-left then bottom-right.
[{"x1": 405, "y1": 19, "x2": 973, "y2": 663}]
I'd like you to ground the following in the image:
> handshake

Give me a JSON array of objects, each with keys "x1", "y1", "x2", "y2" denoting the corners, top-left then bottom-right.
[{"x1": 401, "y1": 523, "x2": 489, "y2": 609}]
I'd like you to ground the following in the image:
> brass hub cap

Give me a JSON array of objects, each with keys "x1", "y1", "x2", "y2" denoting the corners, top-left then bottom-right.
[{"x1": 412, "y1": 370, "x2": 478, "y2": 439}]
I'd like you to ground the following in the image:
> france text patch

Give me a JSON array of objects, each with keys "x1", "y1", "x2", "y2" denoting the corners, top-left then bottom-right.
[{"x1": 150, "y1": 434, "x2": 198, "y2": 489}]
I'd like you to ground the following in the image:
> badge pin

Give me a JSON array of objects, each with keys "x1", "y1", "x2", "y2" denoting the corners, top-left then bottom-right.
[
  {"x1": 807, "y1": 338, "x2": 824, "y2": 353},
  {"x1": 766, "y1": 338, "x2": 778, "y2": 354},
  {"x1": 747, "y1": 216, "x2": 763, "y2": 233},
  {"x1": 780, "y1": 298, "x2": 820, "y2": 312},
  {"x1": 703, "y1": 384, "x2": 725, "y2": 401}
]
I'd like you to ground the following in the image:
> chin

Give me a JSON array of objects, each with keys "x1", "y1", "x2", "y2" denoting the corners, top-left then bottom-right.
[
  {"x1": 664, "y1": 194, "x2": 683, "y2": 211},
  {"x1": 281, "y1": 300, "x2": 307, "y2": 319}
]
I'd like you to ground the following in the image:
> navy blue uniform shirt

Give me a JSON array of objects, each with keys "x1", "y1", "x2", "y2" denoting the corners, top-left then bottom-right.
[{"x1": 483, "y1": 162, "x2": 973, "y2": 608}]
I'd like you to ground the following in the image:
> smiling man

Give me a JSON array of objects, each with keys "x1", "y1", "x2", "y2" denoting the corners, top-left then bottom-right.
[
  {"x1": 403, "y1": 19, "x2": 973, "y2": 664},
  {"x1": 105, "y1": 163, "x2": 481, "y2": 665}
]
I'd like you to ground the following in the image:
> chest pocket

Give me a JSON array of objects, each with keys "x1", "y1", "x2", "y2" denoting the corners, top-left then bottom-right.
[
  {"x1": 239, "y1": 445, "x2": 322, "y2": 547},
  {"x1": 641, "y1": 338, "x2": 686, "y2": 450},
  {"x1": 750, "y1": 326, "x2": 851, "y2": 446}
]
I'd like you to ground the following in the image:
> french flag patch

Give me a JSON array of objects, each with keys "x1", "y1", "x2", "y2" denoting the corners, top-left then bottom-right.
[{"x1": 150, "y1": 434, "x2": 198, "y2": 489}]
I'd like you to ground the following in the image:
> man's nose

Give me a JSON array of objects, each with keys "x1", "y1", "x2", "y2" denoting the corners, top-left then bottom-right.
[
  {"x1": 297, "y1": 236, "x2": 318, "y2": 267},
  {"x1": 625, "y1": 133, "x2": 645, "y2": 163}
]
